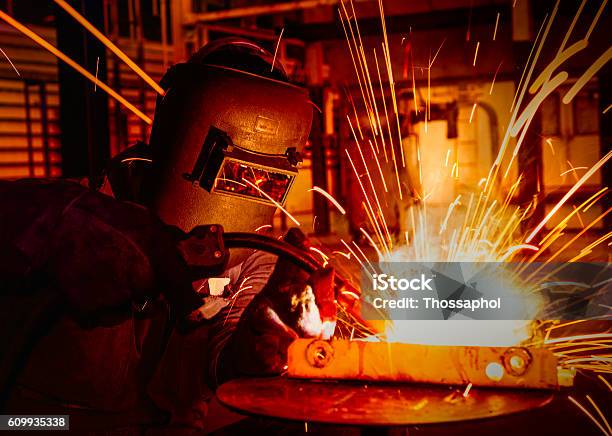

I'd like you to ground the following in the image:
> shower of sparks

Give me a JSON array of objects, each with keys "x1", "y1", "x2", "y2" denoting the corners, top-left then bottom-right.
[
  {"x1": 492, "y1": 0, "x2": 610, "y2": 184},
  {"x1": 309, "y1": 186, "x2": 347, "y2": 214},
  {"x1": 271, "y1": 27, "x2": 284, "y2": 72},
  {"x1": 0, "y1": 47, "x2": 20, "y2": 76},
  {"x1": 493, "y1": 12, "x2": 500, "y2": 41},
  {"x1": 0, "y1": 10, "x2": 152, "y2": 124},
  {"x1": 328, "y1": 0, "x2": 612, "y2": 365},
  {"x1": 339, "y1": 0, "x2": 407, "y2": 199},
  {"x1": 472, "y1": 41, "x2": 480, "y2": 66}
]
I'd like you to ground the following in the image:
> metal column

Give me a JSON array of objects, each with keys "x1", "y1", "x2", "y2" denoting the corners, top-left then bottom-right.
[{"x1": 55, "y1": 0, "x2": 110, "y2": 187}]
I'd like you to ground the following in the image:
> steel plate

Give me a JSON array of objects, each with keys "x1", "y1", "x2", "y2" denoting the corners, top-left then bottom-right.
[{"x1": 216, "y1": 377, "x2": 554, "y2": 426}]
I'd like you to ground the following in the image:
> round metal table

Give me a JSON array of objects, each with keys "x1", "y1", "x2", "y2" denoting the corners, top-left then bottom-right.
[{"x1": 216, "y1": 377, "x2": 554, "y2": 428}]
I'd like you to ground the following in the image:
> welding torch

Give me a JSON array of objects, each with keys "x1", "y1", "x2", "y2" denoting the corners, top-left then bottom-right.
[{"x1": 222, "y1": 232, "x2": 385, "y2": 336}]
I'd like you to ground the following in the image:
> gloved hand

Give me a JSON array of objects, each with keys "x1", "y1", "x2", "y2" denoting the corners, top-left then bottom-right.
[{"x1": 218, "y1": 229, "x2": 337, "y2": 378}]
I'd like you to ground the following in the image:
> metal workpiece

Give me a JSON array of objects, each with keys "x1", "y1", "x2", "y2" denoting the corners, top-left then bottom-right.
[{"x1": 287, "y1": 339, "x2": 575, "y2": 389}]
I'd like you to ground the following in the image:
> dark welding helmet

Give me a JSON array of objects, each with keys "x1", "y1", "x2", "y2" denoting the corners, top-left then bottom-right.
[{"x1": 147, "y1": 38, "x2": 313, "y2": 257}]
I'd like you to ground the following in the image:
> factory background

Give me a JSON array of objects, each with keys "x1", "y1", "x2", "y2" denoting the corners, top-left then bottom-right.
[{"x1": 0, "y1": 0, "x2": 608, "y2": 260}]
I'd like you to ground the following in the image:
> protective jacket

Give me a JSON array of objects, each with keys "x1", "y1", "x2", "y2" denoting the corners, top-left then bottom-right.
[{"x1": 0, "y1": 179, "x2": 275, "y2": 433}]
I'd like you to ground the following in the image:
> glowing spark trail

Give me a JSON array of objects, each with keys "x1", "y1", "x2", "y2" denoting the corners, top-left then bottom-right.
[
  {"x1": 598, "y1": 375, "x2": 612, "y2": 391},
  {"x1": 0, "y1": 47, "x2": 20, "y2": 76},
  {"x1": 546, "y1": 138, "x2": 555, "y2": 155},
  {"x1": 473, "y1": 41, "x2": 480, "y2": 66},
  {"x1": 586, "y1": 395, "x2": 612, "y2": 435},
  {"x1": 53, "y1": 0, "x2": 165, "y2": 96},
  {"x1": 568, "y1": 396, "x2": 610, "y2": 436},
  {"x1": 309, "y1": 186, "x2": 346, "y2": 214},
  {"x1": 469, "y1": 103, "x2": 477, "y2": 123},
  {"x1": 493, "y1": 12, "x2": 500, "y2": 41},
  {"x1": 490, "y1": 60, "x2": 503, "y2": 94},
  {"x1": 120, "y1": 157, "x2": 152, "y2": 164},
  {"x1": 560, "y1": 166, "x2": 588, "y2": 177},
  {"x1": 310, "y1": 247, "x2": 330, "y2": 263},
  {"x1": 271, "y1": 27, "x2": 284, "y2": 72},
  {"x1": 94, "y1": 56, "x2": 99, "y2": 92},
  {"x1": 0, "y1": 10, "x2": 152, "y2": 125}
]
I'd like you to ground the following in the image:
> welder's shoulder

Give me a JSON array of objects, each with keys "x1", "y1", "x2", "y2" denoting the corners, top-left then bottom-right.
[
  {"x1": 0, "y1": 178, "x2": 177, "y2": 310},
  {"x1": 0, "y1": 179, "x2": 96, "y2": 278}
]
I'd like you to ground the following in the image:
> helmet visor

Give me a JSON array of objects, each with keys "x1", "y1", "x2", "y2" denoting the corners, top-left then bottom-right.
[{"x1": 213, "y1": 158, "x2": 294, "y2": 204}]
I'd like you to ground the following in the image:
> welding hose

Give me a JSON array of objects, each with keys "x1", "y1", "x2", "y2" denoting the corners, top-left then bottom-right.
[
  {"x1": 223, "y1": 232, "x2": 385, "y2": 335},
  {"x1": 223, "y1": 232, "x2": 320, "y2": 273}
]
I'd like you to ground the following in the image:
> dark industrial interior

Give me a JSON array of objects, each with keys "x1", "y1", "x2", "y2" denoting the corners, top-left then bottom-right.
[{"x1": 0, "y1": 0, "x2": 610, "y2": 434}]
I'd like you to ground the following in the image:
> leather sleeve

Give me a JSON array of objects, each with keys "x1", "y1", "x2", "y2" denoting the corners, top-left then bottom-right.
[{"x1": 0, "y1": 179, "x2": 202, "y2": 321}]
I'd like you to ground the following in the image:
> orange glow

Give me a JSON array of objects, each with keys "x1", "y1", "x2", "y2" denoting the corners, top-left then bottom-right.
[{"x1": 0, "y1": 10, "x2": 152, "y2": 125}]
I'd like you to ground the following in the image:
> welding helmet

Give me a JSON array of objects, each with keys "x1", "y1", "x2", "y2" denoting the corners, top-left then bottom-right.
[{"x1": 147, "y1": 38, "x2": 312, "y2": 259}]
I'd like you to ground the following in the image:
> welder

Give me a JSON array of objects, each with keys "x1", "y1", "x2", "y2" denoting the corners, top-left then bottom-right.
[{"x1": 0, "y1": 38, "x2": 335, "y2": 433}]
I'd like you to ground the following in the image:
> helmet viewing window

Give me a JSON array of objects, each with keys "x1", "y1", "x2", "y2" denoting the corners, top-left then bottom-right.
[
  {"x1": 183, "y1": 127, "x2": 300, "y2": 206},
  {"x1": 214, "y1": 159, "x2": 293, "y2": 204}
]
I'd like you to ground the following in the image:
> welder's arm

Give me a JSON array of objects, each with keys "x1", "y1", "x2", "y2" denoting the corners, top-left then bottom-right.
[
  {"x1": 211, "y1": 229, "x2": 337, "y2": 384},
  {"x1": 0, "y1": 179, "x2": 205, "y2": 323}
]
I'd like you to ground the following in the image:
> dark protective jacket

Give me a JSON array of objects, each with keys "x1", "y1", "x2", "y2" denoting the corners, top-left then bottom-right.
[{"x1": 0, "y1": 179, "x2": 276, "y2": 433}]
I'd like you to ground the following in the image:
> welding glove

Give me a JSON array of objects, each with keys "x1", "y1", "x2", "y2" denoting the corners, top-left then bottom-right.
[{"x1": 218, "y1": 228, "x2": 337, "y2": 378}]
